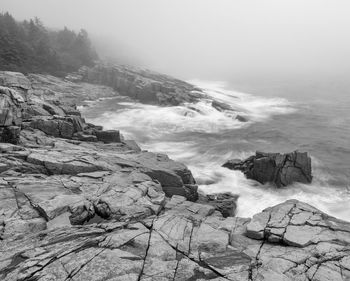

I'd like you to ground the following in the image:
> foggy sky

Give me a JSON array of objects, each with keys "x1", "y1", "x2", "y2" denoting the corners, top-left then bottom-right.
[{"x1": 1, "y1": 0, "x2": 350, "y2": 81}]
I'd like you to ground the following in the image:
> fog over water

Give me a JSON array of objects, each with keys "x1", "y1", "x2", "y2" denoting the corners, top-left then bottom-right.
[
  {"x1": 2, "y1": 0, "x2": 350, "y2": 83},
  {"x1": 2, "y1": 0, "x2": 350, "y2": 219}
]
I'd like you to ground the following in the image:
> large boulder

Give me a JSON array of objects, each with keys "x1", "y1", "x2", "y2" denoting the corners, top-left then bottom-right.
[
  {"x1": 246, "y1": 199, "x2": 350, "y2": 246},
  {"x1": 223, "y1": 151, "x2": 312, "y2": 187}
]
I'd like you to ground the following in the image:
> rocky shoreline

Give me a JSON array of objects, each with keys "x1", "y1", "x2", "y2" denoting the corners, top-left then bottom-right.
[{"x1": 1, "y1": 69, "x2": 349, "y2": 280}]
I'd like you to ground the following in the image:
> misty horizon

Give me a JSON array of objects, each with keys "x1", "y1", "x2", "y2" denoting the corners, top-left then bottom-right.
[{"x1": 1, "y1": 0, "x2": 350, "y2": 82}]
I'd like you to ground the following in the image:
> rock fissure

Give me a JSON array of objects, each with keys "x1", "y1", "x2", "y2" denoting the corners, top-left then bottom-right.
[{"x1": 154, "y1": 228, "x2": 231, "y2": 281}]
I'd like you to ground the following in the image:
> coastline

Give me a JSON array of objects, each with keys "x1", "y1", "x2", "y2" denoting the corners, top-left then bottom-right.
[{"x1": 0, "y1": 68, "x2": 349, "y2": 280}]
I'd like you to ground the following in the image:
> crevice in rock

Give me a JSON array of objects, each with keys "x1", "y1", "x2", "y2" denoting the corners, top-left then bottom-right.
[
  {"x1": 172, "y1": 245, "x2": 181, "y2": 281},
  {"x1": 18, "y1": 239, "x2": 102, "y2": 280},
  {"x1": 0, "y1": 252, "x2": 28, "y2": 278},
  {"x1": 64, "y1": 247, "x2": 106, "y2": 280},
  {"x1": 137, "y1": 217, "x2": 154, "y2": 281},
  {"x1": 19, "y1": 191, "x2": 49, "y2": 222},
  {"x1": 154, "y1": 228, "x2": 231, "y2": 281}
]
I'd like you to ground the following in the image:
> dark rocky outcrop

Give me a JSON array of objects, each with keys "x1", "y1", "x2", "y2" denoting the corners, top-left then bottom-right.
[
  {"x1": 66, "y1": 64, "x2": 204, "y2": 105},
  {"x1": 0, "y1": 72, "x2": 31, "y2": 144},
  {"x1": 223, "y1": 151, "x2": 312, "y2": 187},
  {"x1": 94, "y1": 129, "x2": 122, "y2": 143}
]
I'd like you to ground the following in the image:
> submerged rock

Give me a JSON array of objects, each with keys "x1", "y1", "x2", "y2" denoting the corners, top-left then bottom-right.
[{"x1": 223, "y1": 151, "x2": 312, "y2": 187}]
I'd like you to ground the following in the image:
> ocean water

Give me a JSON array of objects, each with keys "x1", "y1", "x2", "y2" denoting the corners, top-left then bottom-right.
[{"x1": 81, "y1": 79, "x2": 350, "y2": 221}]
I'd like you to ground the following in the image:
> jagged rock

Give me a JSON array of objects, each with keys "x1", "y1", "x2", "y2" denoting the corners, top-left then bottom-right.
[
  {"x1": 10, "y1": 129, "x2": 199, "y2": 201},
  {"x1": 198, "y1": 192, "x2": 238, "y2": 217},
  {"x1": 246, "y1": 199, "x2": 350, "y2": 247},
  {"x1": 122, "y1": 139, "x2": 141, "y2": 152},
  {"x1": 59, "y1": 104, "x2": 81, "y2": 116},
  {"x1": 23, "y1": 104, "x2": 51, "y2": 117},
  {"x1": 223, "y1": 151, "x2": 312, "y2": 187},
  {"x1": 95, "y1": 129, "x2": 122, "y2": 143},
  {"x1": 28, "y1": 115, "x2": 86, "y2": 139},
  {"x1": 0, "y1": 86, "x2": 25, "y2": 126},
  {"x1": 29, "y1": 118, "x2": 61, "y2": 137},
  {"x1": 212, "y1": 100, "x2": 234, "y2": 111},
  {"x1": 133, "y1": 152, "x2": 197, "y2": 201},
  {"x1": 41, "y1": 102, "x2": 66, "y2": 116},
  {"x1": 0, "y1": 86, "x2": 28, "y2": 145},
  {"x1": 162, "y1": 184, "x2": 198, "y2": 202}
]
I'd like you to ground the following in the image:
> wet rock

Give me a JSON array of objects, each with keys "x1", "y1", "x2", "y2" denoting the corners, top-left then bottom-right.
[
  {"x1": 235, "y1": 114, "x2": 248, "y2": 122},
  {"x1": 95, "y1": 129, "x2": 122, "y2": 143},
  {"x1": 212, "y1": 100, "x2": 233, "y2": 111},
  {"x1": 41, "y1": 102, "x2": 66, "y2": 116},
  {"x1": 29, "y1": 116, "x2": 86, "y2": 139},
  {"x1": 198, "y1": 192, "x2": 238, "y2": 217},
  {"x1": 0, "y1": 126, "x2": 21, "y2": 144},
  {"x1": 162, "y1": 184, "x2": 198, "y2": 202},
  {"x1": 122, "y1": 139, "x2": 141, "y2": 152},
  {"x1": 223, "y1": 151, "x2": 312, "y2": 187}
]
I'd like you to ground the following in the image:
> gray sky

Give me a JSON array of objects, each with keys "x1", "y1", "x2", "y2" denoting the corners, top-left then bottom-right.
[{"x1": 1, "y1": 0, "x2": 350, "y2": 81}]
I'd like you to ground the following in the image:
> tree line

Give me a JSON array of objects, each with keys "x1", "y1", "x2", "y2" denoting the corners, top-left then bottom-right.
[{"x1": 0, "y1": 12, "x2": 98, "y2": 76}]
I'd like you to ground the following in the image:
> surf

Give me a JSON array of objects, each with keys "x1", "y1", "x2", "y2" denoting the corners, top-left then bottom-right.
[{"x1": 81, "y1": 80, "x2": 350, "y2": 221}]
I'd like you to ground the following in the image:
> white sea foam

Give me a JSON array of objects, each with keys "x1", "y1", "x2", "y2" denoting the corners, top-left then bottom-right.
[
  {"x1": 189, "y1": 79, "x2": 296, "y2": 121},
  {"x1": 86, "y1": 80, "x2": 296, "y2": 138}
]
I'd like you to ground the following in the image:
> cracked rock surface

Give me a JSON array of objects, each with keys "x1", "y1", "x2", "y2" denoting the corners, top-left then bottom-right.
[{"x1": 1, "y1": 196, "x2": 349, "y2": 281}]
